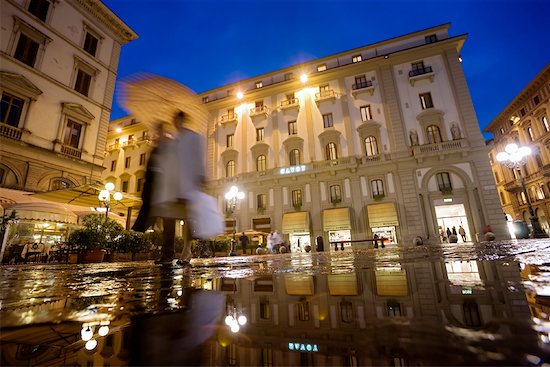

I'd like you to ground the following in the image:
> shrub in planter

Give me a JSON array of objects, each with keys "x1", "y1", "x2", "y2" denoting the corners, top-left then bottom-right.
[
  {"x1": 113, "y1": 230, "x2": 151, "y2": 260},
  {"x1": 67, "y1": 215, "x2": 123, "y2": 262}
]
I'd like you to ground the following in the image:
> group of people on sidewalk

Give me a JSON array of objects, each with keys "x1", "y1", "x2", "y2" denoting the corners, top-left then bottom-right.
[
  {"x1": 238, "y1": 230, "x2": 287, "y2": 255},
  {"x1": 439, "y1": 225, "x2": 467, "y2": 242}
]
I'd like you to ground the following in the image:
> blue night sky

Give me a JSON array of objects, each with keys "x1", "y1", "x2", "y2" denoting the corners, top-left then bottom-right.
[{"x1": 103, "y1": 0, "x2": 549, "y2": 139}]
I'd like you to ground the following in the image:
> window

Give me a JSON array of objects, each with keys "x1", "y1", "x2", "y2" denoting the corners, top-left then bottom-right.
[
  {"x1": 326, "y1": 142, "x2": 338, "y2": 160},
  {"x1": 14, "y1": 33, "x2": 40, "y2": 67},
  {"x1": 51, "y1": 179, "x2": 70, "y2": 190},
  {"x1": 323, "y1": 113, "x2": 333, "y2": 128},
  {"x1": 488, "y1": 153, "x2": 494, "y2": 164},
  {"x1": 371, "y1": 179, "x2": 384, "y2": 197},
  {"x1": 260, "y1": 297, "x2": 271, "y2": 319},
  {"x1": 28, "y1": 0, "x2": 50, "y2": 21},
  {"x1": 533, "y1": 95, "x2": 540, "y2": 105},
  {"x1": 284, "y1": 72, "x2": 294, "y2": 81},
  {"x1": 352, "y1": 54, "x2": 362, "y2": 63},
  {"x1": 255, "y1": 81, "x2": 263, "y2": 88},
  {"x1": 226, "y1": 160, "x2": 235, "y2": 177},
  {"x1": 110, "y1": 160, "x2": 116, "y2": 171},
  {"x1": 354, "y1": 75, "x2": 368, "y2": 89},
  {"x1": 297, "y1": 299, "x2": 310, "y2": 321},
  {"x1": 340, "y1": 300, "x2": 353, "y2": 323},
  {"x1": 256, "y1": 155, "x2": 266, "y2": 172},
  {"x1": 202, "y1": 96, "x2": 209, "y2": 103},
  {"x1": 226, "y1": 343, "x2": 237, "y2": 366},
  {"x1": 436, "y1": 172, "x2": 452, "y2": 191},
  {"x1": 317, "y1": 64, "x2": 327, "y2": 72},
  {"x1": 520, "y1": 107, "x2": 526, "y2": 117},
  {"x1": 292, "y1": 189, "x2": 302, "y2": 207},
  {"x1": 425, "y1": 34, "x2": 438, "y2": 43},
  {"x1": 319, "y1": 84, "x2": 330, "y2": 92},
  {"x1": 226, "y1": 134, "x2": 233, "y2": 148},
  {"x1": 227, "y1": 107, "x2": 235, "y2": 119},
  {"x1": 0, "y1": 168, "x2": 4, "y2": 185},
  {"x1": 527, "y1": 127, "x2": 534, "y2": 141},
  {"x1": 364, "y1": 136, "x2": 379, "y2": 156},
  {"x1": 289, "y1": 149, "x2": 301, "y2": 166},
  {"x1": 411, "y1": 61, "x2": 425, "y2": 73},
  {"x1": 137, "y1": 178, "x2": 144, "y2": 193},
  {"x1": 261, "y1": 343, "x2": 273, "y2": 367},
  {"x1": 419, "y1": 92, "x2": 434, "y2": 109},
  {"x1": 542, "y1": 116, "x2": 549, "y2": 132},
  {"x1": 74, "y1": 68, "x2": 92, "y2": 96},
  {"x1": 121, "y1": 180, "x2": 128, "y2": 193},
  {"x1": 535, "y1": 154, "x2": 544, "y2": 169},
  {"x1": 288, "y1": 120, "x2": 297, "y2": 135},
  {"x1": 330, "y1": 185, "x2": 342, "y2": 203},
  {"x1": 257, "y1": 194, "x2": 267, "y2": 210},
  {"x1": 463, "y1": 302, "x2": 481, "y2": 327},
  {"x1": 499, "y1": 127, "x2": 505, "y2": 135},
  {"x1": 426, "y1": 125, "x2": 442, "y2": 144},
  {"x1": 256, "y1": 127, "x2": 264, "y2": 142},
  {"x1": 63, "y1": 119, "x2": 82, "y2": 148},
  {"x1": 360, "y1": 105, "x2": 372, "y2": 121},
  {"x1": 387, "y1": 301, "x2": 402, "y2": 317},
  {"x1": 83, "y1": 32, "x2": 99, "y2": 57},
  {"x1": 0, "y1": 93, "x2": 24, "y2": 127},
  {"x1": 140, "y1": 153, "x2": 146, "y2": 165},
  {"x1": 125, "y1": 157, "x2": 131, "y2": 169},
  {"x1": 286, "y1": 92, "x2": 295, "y2": 102}
]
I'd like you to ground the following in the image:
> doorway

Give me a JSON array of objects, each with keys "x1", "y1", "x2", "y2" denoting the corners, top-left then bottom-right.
[{"x1": 435, "y1": 204, "x2": 471, "y2": 242}]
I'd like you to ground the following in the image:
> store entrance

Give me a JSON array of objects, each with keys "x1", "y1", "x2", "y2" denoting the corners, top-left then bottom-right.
[
  {"x1": 435, "y1": 204, "x2": 471, "y2": 242},
  {"x1": 289, "y1": 233, "x2": 311, "y2": 253},
  {"x1": 328, "y1": 229, "x2": 351, "y2": 251}
]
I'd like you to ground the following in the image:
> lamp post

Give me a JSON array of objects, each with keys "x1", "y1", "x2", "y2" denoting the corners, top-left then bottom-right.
[
  {"x1": 496, "y1": 143, "x2": 548, "y2": 238},
  {"x1": 98, "y1": 182, "x2": 123, "y2": 220},
  {"x1": 225, "y1": 186, "x2": 244, "y2": 256}
]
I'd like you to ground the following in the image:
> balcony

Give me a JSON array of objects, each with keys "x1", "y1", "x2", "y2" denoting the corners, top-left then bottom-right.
[
  {"x1": 107, "y1": 142, "x2": 120, "y2": 152},
  {"x1": 60, "y1": 144, "x2": 82, "y2": 159},
  {"x1": 121, "y1": 138, "x2": 136, "y2": 150},
  {"x1": 136, "y1": 136, "x2": 153, "y2": 146},
  {"x1": 351, "y1": 80, "x2": 374, "y2": 98},
  {"x1": 411, "y1": 139, "x2": 468, "y2": 160},
  {"x1": 503, "y1": 181, "x2": 522, "y2": 193},
  {"x1": 0, "y1": 122, "x2": 22, "y2": 141},
  {"x1": 249, "y1": 105, "x2": 269, "y2": 119},
  {"x1": 280, "y1": 98, "x2": 299, "y2": 111},
  {"x1": 408, "y1": 66, "x2": 434, "y2": 86},
  {"x1": 315, "y1": 89, "x2": 336, "y2": 105},
  {"x1": 361, "y1": 154, "x2": 384, "y2": 164},
  {"x1": 219, "y1": 112, "x2": 238, "y2": 124}
]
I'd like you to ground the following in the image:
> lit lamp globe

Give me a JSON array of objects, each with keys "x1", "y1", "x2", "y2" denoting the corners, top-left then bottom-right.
[
  {"x1": 81, "y1": 326, "x2": 93, "y2": 341},
  {"x1": 230, "y1": 321, "x2": 240, "y2": 333},
  {"x1": 85, "y1": 339, "x2": 98, "y2": 351},
  {"x1": 98, "y1": 190, "x2": 110, "y2": 202},
  {"x1": 113, "y1": 192, "x2": 123, "y2": 201},
  {"x1": 237, "y1": 315, "x2": 247, "y2": 326},
  {"x1": 98, "y1": 325, "x2": 109, "y2": 337},
  {"x1": 224, "y1": 315, "x2": 233, "y2": 326},
  {"x1": 105, "y1": 182, "x2": 115, "y2": 191}
]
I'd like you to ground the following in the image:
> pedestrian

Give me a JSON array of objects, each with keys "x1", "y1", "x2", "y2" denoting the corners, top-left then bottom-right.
[
  {"x1": 439, "y1": 227, "x2": 447, "y2": 243},
  {"x1": 272, "y1": 230, "x2": 283, "y2": 253},
  {"x1": 458, "y1": 226, "x2": 466, "y2": 241},
  {"x1": 239, "y1": 232, "x2": 249, "y2": 255},
  {"x1": 452, "y1": 226, "x2": 457, "y2": 236},
  {"x1": 484, "y1": 224, "x2": 493, "y2": 234},
  {"x1": 134, "y1": 111, "x2": 206, "y2": 266},
  {"x1": 267, "y1": 232, "x2": 274, "y2": 254},
  {"x1": 446, "y1": 227, "x2": 452, "y2": 239},
  {"x1": 373, "y1": 233, "x2": 380, "y2": 249}
]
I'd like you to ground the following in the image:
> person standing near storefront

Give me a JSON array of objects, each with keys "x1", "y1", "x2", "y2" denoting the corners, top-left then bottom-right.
[{"x1": 239, "y1": 232, "x2": 249, "y2": 255}]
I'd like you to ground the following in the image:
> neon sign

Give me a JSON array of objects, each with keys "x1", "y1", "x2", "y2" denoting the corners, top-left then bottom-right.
[
  {"x1": 279, "y1": 165, "x2": 306, "y2": 175},
  {"x1": 288, "y1": 342, "x2": 319, "y2": 352}
]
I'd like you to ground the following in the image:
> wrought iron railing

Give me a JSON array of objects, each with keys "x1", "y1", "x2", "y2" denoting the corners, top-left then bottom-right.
[
  {"x1": 352, "y1": 80, "x2": 373, "y2": 90},
  {"x1": 409, "y1": 66, "x2": 433, "y2": 77}
]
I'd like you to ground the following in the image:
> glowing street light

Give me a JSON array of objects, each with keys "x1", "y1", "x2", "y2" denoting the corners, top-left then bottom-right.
[
  {"x1": 98, "y1": 183, "x2": 123, "y2": 220},
  {"x1": 236, "y1": 91, "x2": 244, "y2": 100},
  {"x1": 300, "y1": 74, "x2": 308, "y2": 83},
  {"x1": 224, "y1": 306, "x2": 247, "y2": 333},
  {"x1": 496, "y1": 143, "x2": 548, "y2": 238}
]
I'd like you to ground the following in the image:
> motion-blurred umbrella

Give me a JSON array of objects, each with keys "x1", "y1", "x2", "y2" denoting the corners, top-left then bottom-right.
[{"x1": 118, "y1": 73, "x2": 209, "y2": 135}]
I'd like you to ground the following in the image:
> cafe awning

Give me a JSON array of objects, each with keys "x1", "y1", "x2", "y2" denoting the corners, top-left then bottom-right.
[
  {"x1": 6, "y1": 202, "x2": 78, "y2": 224},
  {"x1": 284, "y1": 274, "x2": 314, "y2": 295},
  {"x1": 282, "y1": 211, "x2": 309, "y2": 234},
  {"x1": 367, "y1": 202, "x2": 399, "y2": 227},
  {"x1": 323, "y1": 207, "x2": 351, "y2": 231},
  {"x1": 327, "y1": 273, "x2": 358, "y2": 295}
]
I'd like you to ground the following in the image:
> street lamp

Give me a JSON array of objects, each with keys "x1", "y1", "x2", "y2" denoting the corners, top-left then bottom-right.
[
  {"x1": 496, "y1": 143, "x2": 548, "y2": 238},
  {"x1": 225, "y1": 186, "x2": 245, "y2": 256},
  {"x1": 224, "y1": 305, "x2": 247, "y2": 333},
  {"x1": 98, "y1": 182, "x2": 123, "y2": 220}
]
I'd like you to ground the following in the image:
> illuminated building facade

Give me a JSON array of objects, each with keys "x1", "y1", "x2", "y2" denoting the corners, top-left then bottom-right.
[
  {"x1": 0, "y1": 0, "x2": 137, "y2": 192},
  {"x1": 485, "y1": 64, "x2": 550, "y2": 236}
]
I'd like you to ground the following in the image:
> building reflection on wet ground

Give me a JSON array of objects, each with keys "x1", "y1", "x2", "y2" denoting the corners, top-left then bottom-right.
[{"x1": 1, "y1": 240, "x2": 549, "y2": 366}]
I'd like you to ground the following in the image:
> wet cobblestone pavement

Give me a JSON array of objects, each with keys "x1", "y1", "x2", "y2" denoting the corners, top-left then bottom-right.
[{"x1": 1, "y1": 240, "x2": 550, "y2": 366}]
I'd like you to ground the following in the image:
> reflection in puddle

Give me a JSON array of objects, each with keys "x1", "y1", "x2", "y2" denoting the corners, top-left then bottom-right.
[{"x1": 1, "y1": 242, "x2": 550, "y2": 365}]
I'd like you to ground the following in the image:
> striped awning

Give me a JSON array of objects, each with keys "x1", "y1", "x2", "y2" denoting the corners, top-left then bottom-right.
[
  {"x1": 31, "y1": 184, "x2": 142, "y2": 209},
  {"x1": 367, "y1": 202, "x2": 399, "y2": 227},
  {"x1": 327, "y1": 273, "x2": 358, "y2": 295},
  {"x1": 5, "y1": 202, "x2": 78, "y2": 224},
  {"x1": 323, "y1": 207, "x2": 351, "y2": 231},
  {"x1": 282, "y1": 211, "x2": 309, "y2": 234}
]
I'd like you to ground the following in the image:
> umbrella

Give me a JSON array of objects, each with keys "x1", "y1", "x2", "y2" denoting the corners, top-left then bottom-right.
[
  {"x1": 118, "y1": 73, "x2": 209, "y2": 135},
  {"x1": 31, "y1": 184, "x2": 142, "y2": 211}
]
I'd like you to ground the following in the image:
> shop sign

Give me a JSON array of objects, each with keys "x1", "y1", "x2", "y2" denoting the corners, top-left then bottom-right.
[
  {"x1": 279, "y1": 165, "x2": 306, "y2": 175},
  {"x1": 288, "y1": 342, "x2": 319, "y2": 352}
]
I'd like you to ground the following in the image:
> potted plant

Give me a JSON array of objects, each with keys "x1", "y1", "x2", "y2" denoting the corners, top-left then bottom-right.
[
  {"x1": 113, "y1": 230, "x2": 151, "y2": 261},
  {"x1": 67, "y1": 214, "x2": 123, "y2": 263}
]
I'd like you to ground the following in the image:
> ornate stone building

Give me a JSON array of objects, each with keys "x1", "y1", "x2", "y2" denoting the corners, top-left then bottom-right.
[
  {"x1": 0, "y1": 0, "x2": 137, "y2": 192},
  {"x1": 485, "y1": 63, "x2": 550, "y2": 236}
]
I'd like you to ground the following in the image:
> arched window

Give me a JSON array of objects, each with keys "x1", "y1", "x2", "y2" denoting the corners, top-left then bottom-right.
[
  {"x1": 364, "y1": 136, "x2": 378, "y2": 156},
  {"x1": 325, "y1": 142, "x2": 338, "y2": 160},
  {"x1": 50, "y1": 178, "x2": 72, "y2": 190},
  {"x1": 256, "y1": 155, "x2": 266, "y2": 172},
  {"x1": 226, "y1": 160, "x2": 235, "y2": 177},
  {"x1": 541, "y1": 115, "x2": 549, "y2": 132},
  {"x1": 436, "y1": 172, "x2": 452, "y2": 192},
  {"x1": 426, "y1": 125, "x2": 442, "y2": 144},
  {"x1": 289, "y1": 149, "x2": 301, "y2": 166}
]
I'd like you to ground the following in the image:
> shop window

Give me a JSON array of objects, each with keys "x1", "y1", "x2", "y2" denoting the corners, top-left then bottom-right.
[
  {"x1": 297, "y1": 298, "x2": 310, "y2": 321},
  {"x1": 292, "y1": 189, "x2": 302, "y2": 208},
  {"x1": 256, "y1": 155, "x2": 266, "y2": 172},
  {"x1": 226, "y1": 160, "x2": 235, "y2": 177},
  {"x1": 326, "y1": 142, "x2": 338, "y2": 160},
  {"x1": 0, "y1": 93, "x2": 24, "y2": 127},
  {"x1": 364, "y1": 136, "x2": 379, "y2": 156},
  {"x1": 28, "y1": 0, "x2": 51, "y2": 21},
  {"x1": 371, "y1": 179, "x2": 385, "y2": 198},
  {"x1": 289, "y1": 149, "x2": 301, "y2": 166},
  {"x1": 226, "y1": 134, "x2": 233, "y2": 148},
  {"x1": 257, "y1": 194, "x2": 267, "y2": 211},
  {"x1": 436, "y1": 172, "x2": 452, "y2": 192},
  {"x1": 330, "y1": 185, "x2": 342, "y2": 204},
  {"x1": 360, "y1": 105, "x2": 372, "y2": 121},
  {"x1": 14, "y1": 33, "x2": 40, "y2": 67},
  {"x1": 419, "y1": 92, "x2": 434, "y2": 109},
  {"x1": 323, "y1": 113, "x2": 334, "y2": 128},
  {"x1": 288, "y1": 120, "x2": 297, "y2": 135},
  {"x1": 463, "y1": 301, "x2": 482, "y2": 327},
  {"x1": 261, "y1": 343, "x2": 273, "y2": 367},
  {"x1": 426, "y1": 125, "x2": 442, "y2": 144},
  {"x1": 63, "y1": 119, "x2": 82, "y2": 148},
  {"x1": 256, "y1": 127, "x2": 264, "y2": 142},
  {"x1": 340, "y1": 299, "x2": 353, "y2": 323}
]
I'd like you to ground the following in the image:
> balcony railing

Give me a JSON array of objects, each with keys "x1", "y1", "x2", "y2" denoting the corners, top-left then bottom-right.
[
  {"x1": 315, "y1": 89, "x2": 336, "y2": 102},
  {"x1": 220, "y1": 113, "x2": 238, "y2": 123},
  {"x1": 249, "y1": 105, "x2": 269, "y2": 117},
  {"x1": 60, "y1": 144, "x2": 82, "y2": 159},
  {"x1": 352, "y1": 80, "x2": 373, "y2": 90},
  {"x1": 0, "y1": 122, "x2": 22, "y2": 140},
  {"x1": 412, "y1": 139, "x2": 467, "y2": 157},
  {"x1": 280, "y1": 98, "x2": 299, "y2": 110},
  {"x1": 107, "y1": 143, "x2": 120, "y2": 151},
  {"x1": 122, "y1": 138, "x2": 136, "y2": 148},
  {"x1": 409, "y1": 66, "x2": 433, "y2": 77}
]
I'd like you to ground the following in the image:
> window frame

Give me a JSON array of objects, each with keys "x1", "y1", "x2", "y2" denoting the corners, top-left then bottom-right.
[
  {"x1": 256, "y1": 155, "x2": 266, "y2": 172},
  {"x1": 426, "y1": 124, "x2": 442, "y2": 144},
  {"x1": 256, "y1": 127, "x2": 264, "y2": 142},
  {"x1": 364, "y1": 136, "x2": 379, "y2": 156},
  {"x1": 360, "y1": 105, "x2": 372, "y2": 121},
  {"x1": 226, "y1": 160, "x2": 236, "y2": 178},
  {"x1": 288, "y1": 120, "x2": 297, "y2": 135},
  {"x1": 63, "y1": 118, "x2": 83, "y2": 149},
  {"x1": 371, "y1": 179, "x2": 385, "y2": 197},
  {"x1": 82, "y1": 24, "x2": 102, "y2": 58},
  {"x1": 226, "y1": 134, "x2": 234, "y2": 148},
  {"x1": 110, "y1": 160, "x2": 116, "y2": 171},
  {"x1": 0, "y1": 92, "x2": 25, "y2": 127},
  {"x1": 352, "y1": 54, "x2": 362, "y2": 63},
  {"x1": 419, "y1": 92, "x2": 434, "y2": 109},
  {"x1": 322, "y1": 113, "x2": 334, "y2": 128},
  {"x1": 330, "y1": 184, "x2": 342, "y2": 203},
  {"x1": 325, "y1": 142, "x2": 338, "y2": 160},
  {"x1": 124, "y1": 156, "x2": 131, "y2": 169},
  {"x1": 292, "y1": 189, "x2": 302, "y2": 207},
  {"x1": 436, "y1": 172, "x2": 452, "y2": 192},
  {"x1": 289, "y1": 149, "x2": 301, "y2": 166},
  {"x1": 317, "y1": 64, "x2": 327, "y2": 72},
  {"x1": 257, "y1": 194, "x2": 267, "y2": 210},
  {"x1": 27, "y1": 0, "x2": 52, "y2": 22},
  {"x1": 11, "y1": 17, "x2": 51, "y2": 69},
  {"x1": 139, "y1": 153, "x2": 146, "y2": 165}
]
